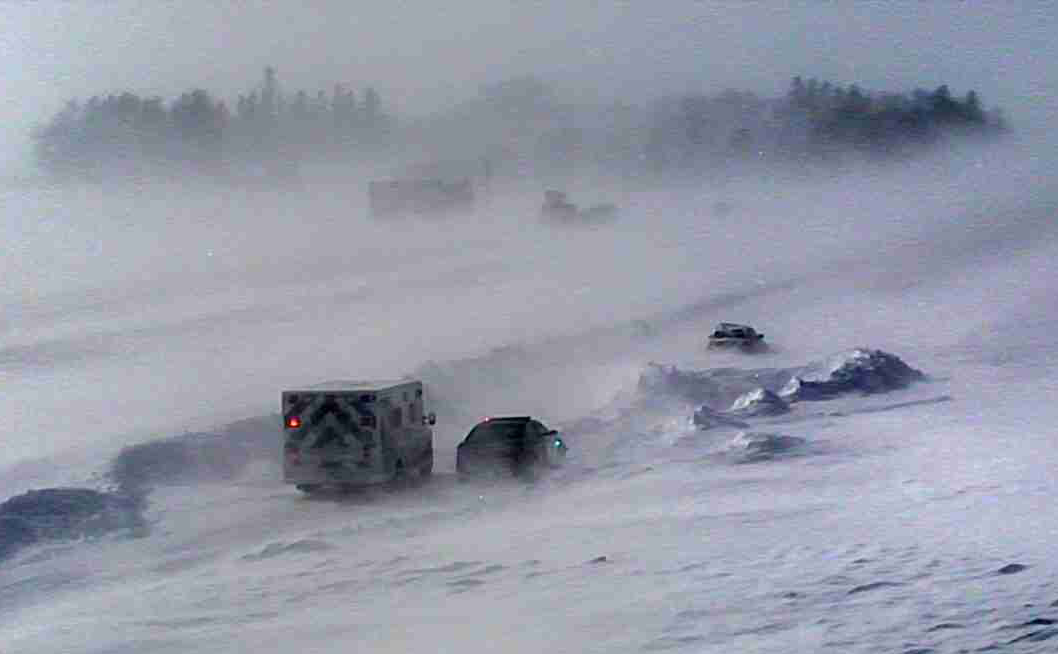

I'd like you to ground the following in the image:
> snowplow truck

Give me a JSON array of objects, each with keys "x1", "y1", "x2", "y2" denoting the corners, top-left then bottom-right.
[{"x1": 282, "y1": 380, "x2": 435, "y2": 493}]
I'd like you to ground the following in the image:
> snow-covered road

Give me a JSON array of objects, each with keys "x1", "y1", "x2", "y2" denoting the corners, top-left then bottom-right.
[{"x1": 4, "y1": 134, "x2": 1058, "y2": 653}]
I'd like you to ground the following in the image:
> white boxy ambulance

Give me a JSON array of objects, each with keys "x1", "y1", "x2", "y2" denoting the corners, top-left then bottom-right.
[{"x1": 281, "y1": 379, "x2": 435, "y2": 493}]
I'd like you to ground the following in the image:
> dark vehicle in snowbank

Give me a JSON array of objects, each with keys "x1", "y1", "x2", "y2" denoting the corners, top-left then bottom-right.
[
  {"x1": 456, "y1": 416, "x2": 567, "y2": 480},
  {"x1": 707, "y1": 322, "x2": 766, "y2": 351}
]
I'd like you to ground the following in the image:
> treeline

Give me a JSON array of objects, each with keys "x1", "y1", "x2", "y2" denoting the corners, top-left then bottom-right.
[
  {"x1": 34, "y1": 89, "x2": 226, "y2": 176},
  {"x1": 33, "y1": 66, "x2": 392, "y2": 178},
  {"x1": 646, "y1": 77, "x2": 1006, "y2": 170},
  {"x1": 33, "y1": 69, "x2": 1008, "y2": 181},
  {"x1": 227, "y1": 67, "x2": 391, "y2": 156}
]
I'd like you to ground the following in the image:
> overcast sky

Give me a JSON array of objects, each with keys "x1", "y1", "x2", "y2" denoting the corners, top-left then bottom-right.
[{"x1": 2, "y1": 2, "x2": 1055, "y2": 172}]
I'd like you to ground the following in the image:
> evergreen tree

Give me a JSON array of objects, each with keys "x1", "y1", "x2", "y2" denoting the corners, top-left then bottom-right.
[
  {"x1": 291, "y1": 90, "x2": 308, "y2": 119},
  {"x1": 930, "y1": 85, "x2": 957, "y2": 122},
  {"x1": 315, "y1": 90, "x2": 329, "y2": 117},
  {"x1": 963, "y1": 90, "x2": 984, "y2": 123},
  {"x1": 333, "y1": 84, "x2": 347, "y2": 129},
  {"x1": 363, "y1": 87, "x2": 381, "y2": 128},
  {"x1": 261, "y1": 66, "x2": 278, "y2": 119},
  {"x1": 789, "y1": 76, "x2": 806, "y2": 107}
]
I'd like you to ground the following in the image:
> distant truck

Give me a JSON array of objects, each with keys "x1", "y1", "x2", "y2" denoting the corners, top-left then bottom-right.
[
  {"x1": 540, "y1": 190, "x2": 578, "y2": 221},
  {"x1": 368, "y1": 178, "x2": 474, "y2": 217},
  {"x1": 540, "y1": 190, "x2": 618, "y2": 224},
  {"x1": 281, "y1": 379, "x2": 435, "y2": 493}
]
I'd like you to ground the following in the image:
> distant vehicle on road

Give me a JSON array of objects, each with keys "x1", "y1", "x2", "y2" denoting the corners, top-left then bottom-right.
[
  {"x1": 282, "y1": 379, "x2": 435, "y2": 494},
  {"x1": 540, "y1": 190, "x2": 617, "y2": 224},
  {"x1": 540, "y1": 190, "x2": 577, "y2": 221},
  {"x1": 707, "y1": 322, "x2": 767, "y2": 352},
  {"x1": 456, "y1": 416, "x2": 567, "y2": 480}
]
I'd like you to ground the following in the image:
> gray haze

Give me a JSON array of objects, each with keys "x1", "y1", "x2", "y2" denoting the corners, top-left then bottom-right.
[{"x1": 3, "y1": 2, "x2": 1057, "y2": 171}]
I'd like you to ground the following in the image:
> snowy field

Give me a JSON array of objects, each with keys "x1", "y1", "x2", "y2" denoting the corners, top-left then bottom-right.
[{"x1": 4, "y1": 129, "x2": 1058, "y2": 653}]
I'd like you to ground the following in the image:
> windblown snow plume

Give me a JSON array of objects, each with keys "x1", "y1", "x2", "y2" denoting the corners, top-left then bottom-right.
[
  {"x1": 109, "y1": 416, "x2": 279, "y2": 495},
  {"x1": 779, "y1": 348, "x2": 925, "y2": 401},
  {"x1": 636, "y1": 362, "x2": 792, "y2": 409}
]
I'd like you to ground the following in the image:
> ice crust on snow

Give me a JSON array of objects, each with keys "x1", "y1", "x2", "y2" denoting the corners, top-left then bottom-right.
[
  {"x1": 728, "y1": 388, "x2": 790, "y2": 417},
  {"x1": 724, "y1": 431, "x2": 807, "y2": 463},
  {"x1": 242, "y1": 539, "x2": 334, "y2": 561},
  {"x1": 691, "y1": 406, "x2": 749, "y2": 430},
  {"x1": 779, "y1": 348, "x2": 925, "y2": 401}
]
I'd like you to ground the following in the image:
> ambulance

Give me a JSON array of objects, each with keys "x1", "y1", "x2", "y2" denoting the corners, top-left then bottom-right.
[{"x1": 281, "y1": 380, "x2": 435, "y2": 493}]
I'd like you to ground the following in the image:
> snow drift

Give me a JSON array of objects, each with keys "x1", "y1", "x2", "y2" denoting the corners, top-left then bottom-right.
[
  {"x1": 0, "y1": 416, "x2": 280, "y2": 564},
  {"x1": 728, "y1": 387, "x2": 790, "y2": 417},
  {"x1": 637, "y1": 349, "x2": 924, "y2": 427},
  {"x1": 723, "y1": 431, "x2": 807, "y2": 463},
  {"x1": 0, "y1": 488, "x2": 145, "y2": 562},
  {"x1": 779, "y1": 348, "x2": 926, "y2": 401},
  {"x1": 691, "y1": 406, "x2": 749, "y2": 430}
]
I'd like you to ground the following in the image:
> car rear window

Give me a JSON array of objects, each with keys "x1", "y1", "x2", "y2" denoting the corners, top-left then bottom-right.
[{"x1": 467, "y1": 422, "x2": 527, "y2": 445}]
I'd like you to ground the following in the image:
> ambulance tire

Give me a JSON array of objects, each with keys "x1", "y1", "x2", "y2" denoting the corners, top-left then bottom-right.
[
  {"x1": 418, "y1": 450, "x2": 434, "y2": 479},
  {"x1": 391, "y1": 459, "x2": 409, "y2": 489}
]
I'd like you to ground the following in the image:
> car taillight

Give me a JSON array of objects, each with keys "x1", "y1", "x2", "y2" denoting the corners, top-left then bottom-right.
[{"x1": 286, "y1": 416, "x2": 301, "y2": 429}]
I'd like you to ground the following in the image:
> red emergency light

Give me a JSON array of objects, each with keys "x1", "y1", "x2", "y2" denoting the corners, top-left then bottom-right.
[{"x1": 286, "y1": 416, "x2": 302, "y2": 429}]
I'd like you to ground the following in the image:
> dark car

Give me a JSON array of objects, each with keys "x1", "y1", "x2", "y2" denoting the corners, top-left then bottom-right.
[
  {"x1": 456, "y1": 416, "x2": 567, "y2": 480},
  {"x1": 707, "y1": 322, "x2": 766, "y2": 351}
]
